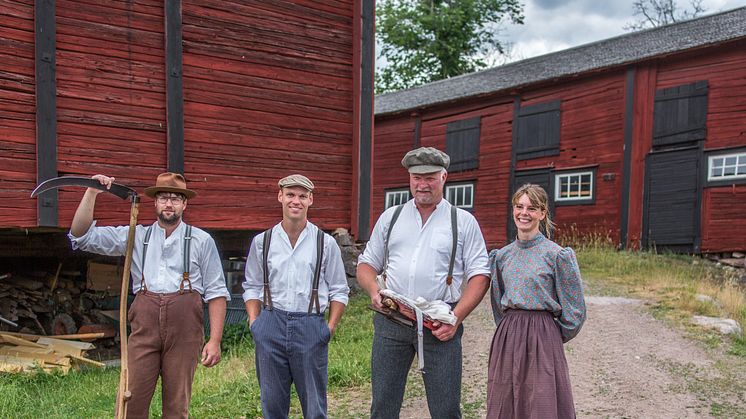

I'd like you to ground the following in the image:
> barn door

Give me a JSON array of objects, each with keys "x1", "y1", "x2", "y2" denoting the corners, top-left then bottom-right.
[
  {"x1": 642, "y1": 147, "x2": 701, "y2": 253},
  {"x1": 507, "y1": 169, "x2": 553, "y2": 242}
]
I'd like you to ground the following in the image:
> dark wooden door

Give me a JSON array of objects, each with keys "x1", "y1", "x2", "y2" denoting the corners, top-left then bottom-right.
[
  {"x1": 643, "y1": 147, "x2": 701, "y2": 253},
  {"x1": 507, "y1": 169, "x2": 553, "y2": 242}
]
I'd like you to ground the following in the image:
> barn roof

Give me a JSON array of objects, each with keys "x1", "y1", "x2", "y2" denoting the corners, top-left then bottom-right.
[{"x1": 375, "y1": 6, "x2": 746, "y2": 117}]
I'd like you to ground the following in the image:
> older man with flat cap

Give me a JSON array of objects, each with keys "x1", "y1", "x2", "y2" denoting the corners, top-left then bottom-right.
[
  {"x1": 242, "y1": 174, "x2": 349, "y2": 419},
  {"x1": 68, "y1": 172, "x2": 229, "y2": 418},
  {"x1": 357, "y1": 147, "x2": 491, "y2": 418}
]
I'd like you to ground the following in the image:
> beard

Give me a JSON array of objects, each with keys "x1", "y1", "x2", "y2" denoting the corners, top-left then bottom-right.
[{"x1": 158, "y1": 210, "x2": 181, "y2": 226}]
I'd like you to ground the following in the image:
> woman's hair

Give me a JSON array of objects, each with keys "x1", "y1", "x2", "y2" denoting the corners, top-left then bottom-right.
[{"x1": 511, "y1": 183, "x2": 555, "y2": 239}]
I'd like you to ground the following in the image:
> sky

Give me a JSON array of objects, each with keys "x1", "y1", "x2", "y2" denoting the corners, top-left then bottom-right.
[
  {"x1": 375, "y1": 1, "x2": 746, "y2": 71},
  {"x1": 497, "y1": 0, "x2": 746, "y2": 64}
]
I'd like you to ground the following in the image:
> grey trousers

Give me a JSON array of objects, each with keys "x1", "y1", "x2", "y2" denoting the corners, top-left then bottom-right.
[
  {"x1": 370, "y1": 313, "x2": 464, "y2": 419},
  {"x1": 251, "y1": 308, "x2": 331, "y2": 419}
]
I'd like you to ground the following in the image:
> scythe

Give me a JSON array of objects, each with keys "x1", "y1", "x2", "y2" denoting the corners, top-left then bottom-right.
[{"x1": 32, "y1": 176, "x2": 138, "y2": 418}]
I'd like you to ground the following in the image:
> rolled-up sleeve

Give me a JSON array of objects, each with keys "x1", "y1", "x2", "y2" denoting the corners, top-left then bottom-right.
[
  {"x1": 242, "y1": 235, "x2": 264, "y2": 302},
  {"x1": 200, "y1": 235, "x2": 230, "y2": 302},
  {"x1": 324, "y1": 236, "x2": 350, "y2": 305},
  {"x1": 460, "y1": 214, "x2": 490, "y2": 281},
  {"x1": 68, "y1": 221, "x2": 128, "y2": 256},
  {"x1": 554, "y1": 247, "x2": 586, "y2": 342}
]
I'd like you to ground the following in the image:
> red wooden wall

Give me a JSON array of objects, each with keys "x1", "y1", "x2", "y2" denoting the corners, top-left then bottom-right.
[
  {"x1": 373, "y1": 72, "x2": 627, "y2": 250},
  {"x1": 373, "y1": 41, "x2": 746, "y2": 252},
  {"x1": 0, "y1": 0, "x2": 356, "y2": 232},
  {"x1": 654, "y1": 46, "x2": 746, "y2": 252},
  {"x1": 0, "y1": 0, "x2": 36, "y2": 227}
]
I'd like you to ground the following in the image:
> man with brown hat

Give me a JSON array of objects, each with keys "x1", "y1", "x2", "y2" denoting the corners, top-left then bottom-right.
[
  {"x1": 242, "y1": 174, "x2": 349, "y2": 419},
  {"x1": 68, "y1": 172, "x2": 229, "y2": 418},
  {"x1": 357, "y1": 147, "x2": 491, "y2": 418}
]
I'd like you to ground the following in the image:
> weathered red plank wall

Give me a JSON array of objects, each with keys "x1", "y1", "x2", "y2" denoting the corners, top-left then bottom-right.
[
  {"x1": 516, "y1": 73, "x2": 627, "y2": 246},
  {"x1": 55, "y1": 0, "x2": 167, "y2": 227},
  {"x1": 181, "y1": 0, "x2": 354, "y2": 230},
  {"x1": 373, "y1": 73, "x2": 626, "y2": 249},
  {"x1": 655, "y1": 45, "x2": 746, "y2": 252},
  {"x1": 370, "y1": 117, "x2": 415, "y2": 219},
  {"x1": 0, "y1": 0, "x2": 355, "y2": 231},
  {"x1": 0, "y1": 0, "x2": 36, "y2": 227}
]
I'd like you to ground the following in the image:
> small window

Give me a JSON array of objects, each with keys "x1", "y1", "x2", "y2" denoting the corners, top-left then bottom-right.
[
  {"x1": 708, "y1": 153, "x2": 746, "y2": 181},
  {"x1": 446, "y1": 117, "x2": 480, "y2": 171},
  {"x1": 384, "y1": 188, "x2": 410, "y2": 209},
  {"x1": 554, "y1": 171, "x2": 593, "y2": 203},
  {"x1": 445, "y1": 183, "x2": 474, "y2": 209}
]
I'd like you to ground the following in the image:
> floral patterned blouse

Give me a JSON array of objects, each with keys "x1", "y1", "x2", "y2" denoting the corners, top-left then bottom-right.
[{"x1": 489, "y1": 233, "x2": 586, "y2": 342}]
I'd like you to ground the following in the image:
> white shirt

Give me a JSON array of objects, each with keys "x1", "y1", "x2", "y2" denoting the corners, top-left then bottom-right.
[
  {"x1": 358, "y1": 199, "x2": 490, "y2": 303},
  {"x1": 242, "y1": 221, "x2": 350, "y2": 312},
  {"x1": 69, "y1": 221, "x2": 230, "y2": 301}
]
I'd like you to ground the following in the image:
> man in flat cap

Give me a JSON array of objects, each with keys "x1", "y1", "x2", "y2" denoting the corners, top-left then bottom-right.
[
  {"x1": 357, "y1": 147, "x2": 490, "y2": 418},
  {"x1": 69, "y1": 173, "x2": 229, "y2": 418},
  {"x1": 243, "y1": 174, "x2": 349, "y2": 419}
]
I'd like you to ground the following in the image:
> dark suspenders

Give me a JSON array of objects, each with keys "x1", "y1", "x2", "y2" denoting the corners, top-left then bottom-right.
[
  {"x1": 139, "y1": 224, "x2": 193, "y2": 293},
  {"x1": 383, "y1": 204, "x2": 458, "y2": 287},
  {"x1": 261, "y1": 226, "x2": 325, "y2": 314}
]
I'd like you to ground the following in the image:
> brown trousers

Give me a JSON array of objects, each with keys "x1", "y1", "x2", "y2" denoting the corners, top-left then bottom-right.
[{"x1": 123, "y1": 290, "x2": 204, "y2": 419}]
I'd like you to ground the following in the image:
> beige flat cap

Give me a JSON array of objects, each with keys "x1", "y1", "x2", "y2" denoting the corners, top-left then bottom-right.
[{"x1": 278, "y1": 174, "x2": 314, "y2": 192}]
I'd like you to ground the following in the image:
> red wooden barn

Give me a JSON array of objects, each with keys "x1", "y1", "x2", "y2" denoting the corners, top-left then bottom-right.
[
  {"x1": 0, "y1": 0, "x2": 376, "y2": 257},
  {"x1": 373, "y1": 7, "x2": 746, "y2": 253}
]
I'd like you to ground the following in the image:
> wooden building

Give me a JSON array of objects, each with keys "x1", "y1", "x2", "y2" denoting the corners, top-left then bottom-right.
[
  {"x1": 373, "y1": 7, "x2": 746, "y2": 253},
  {"x1": 0, "y1": 0, "x2": 376, "y2": 256}
]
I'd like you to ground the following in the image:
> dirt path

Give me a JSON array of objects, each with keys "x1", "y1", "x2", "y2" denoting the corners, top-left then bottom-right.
[{"x1": 394, "y1": 294, "x2": 746, "y2": 418}]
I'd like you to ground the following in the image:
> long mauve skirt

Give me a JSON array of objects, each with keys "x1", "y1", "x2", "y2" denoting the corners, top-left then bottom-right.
[{"x1": 486, "y1": 310, "x2": 576, "y2": 419}]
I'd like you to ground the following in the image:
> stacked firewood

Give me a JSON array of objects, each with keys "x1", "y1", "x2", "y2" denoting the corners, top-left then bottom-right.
[
  {"x1": 0, "y1": 332, "x2": 105, "y2": 374},
  {"x1": 0, "y1": 263, "x2": 120, "y2": 337}
]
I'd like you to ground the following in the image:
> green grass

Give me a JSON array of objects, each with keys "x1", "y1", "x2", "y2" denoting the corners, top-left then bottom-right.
[{"x1": 0, "y1": 293, "x2": 374, "y2": 418}]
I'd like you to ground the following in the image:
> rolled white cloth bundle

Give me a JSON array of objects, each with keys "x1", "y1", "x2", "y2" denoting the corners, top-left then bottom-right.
[{"x1": 379, "y1": 289, "x2": 458, "y2": 373}]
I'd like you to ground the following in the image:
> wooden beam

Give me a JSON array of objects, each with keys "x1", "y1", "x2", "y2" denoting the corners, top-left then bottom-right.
[
  {"x1": 165, "y1": 0, "x2": 184, "y2": 173},
  {"x1": 620, "y1": 68, "x2": 635, "y2": 249},
  {"x1": 356, "y1": 0, "x2": 375, "y2": 241},
  {"x1": 35, "y1": 0, "x2": 58, "y2": 227}
]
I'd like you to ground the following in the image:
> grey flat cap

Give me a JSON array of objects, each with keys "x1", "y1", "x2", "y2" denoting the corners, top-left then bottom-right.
[
  {"x1": 278, "y1": 174, "x2": 314, "y2": 192},
  {"x1": 401, "y1": 147, "x2": 450, "y2": 174}
]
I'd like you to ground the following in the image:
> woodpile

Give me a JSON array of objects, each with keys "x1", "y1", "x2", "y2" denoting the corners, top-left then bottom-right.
[
  {"x1": 0, "y1": 261, "x2": 121, "y2": 338},
  {"x1": 0, "y1": 332, "x2": 105, "y2": 374}
]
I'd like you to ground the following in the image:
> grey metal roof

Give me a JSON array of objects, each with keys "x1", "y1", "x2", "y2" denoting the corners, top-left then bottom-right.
[{"x1": 375, "y1": 7, "x2": 746, "y2": 116}]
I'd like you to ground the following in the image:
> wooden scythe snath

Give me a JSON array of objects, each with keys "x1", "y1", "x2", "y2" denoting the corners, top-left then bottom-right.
[{"x1": 32, "y1": 176, "x2": 139, "y2": 418}]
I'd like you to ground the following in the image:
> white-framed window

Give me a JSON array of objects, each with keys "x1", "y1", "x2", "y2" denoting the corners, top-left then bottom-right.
[
  {"x1": 708, "y1": 152, "x2": 746, "y2": 181},
  {"x1": 554, "y1": 171, "x2": 593, "y2": 202},
  {"x1": 384, "y1": 188, "x2": 410, "y2": 209},
  {"x1": 445, "y1": 183, "x2": 474, "y2": 209}
]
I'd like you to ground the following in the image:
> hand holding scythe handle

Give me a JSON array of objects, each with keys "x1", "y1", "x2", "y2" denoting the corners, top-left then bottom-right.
[{"x1": 32, "y1": 176, "x2": 138, "y2": 418}]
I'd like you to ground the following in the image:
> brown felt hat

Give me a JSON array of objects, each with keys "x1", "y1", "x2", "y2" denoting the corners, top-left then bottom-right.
[
  {"x1": 278, "y1": 174, "x2": 314, "y2": 192},
  {"x1": 144, "y1": 172, "x2": 197, "y2": 199},
  {"x1": 401, "y1": 147, "x2": 450, "y2": 174}
]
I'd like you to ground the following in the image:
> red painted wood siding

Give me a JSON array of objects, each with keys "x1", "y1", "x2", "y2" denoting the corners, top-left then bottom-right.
[
  {"x1": 701, "y1": 186, "x2": 746, "y2": 253},
  {"x1": 516, "y1": 73, "x2": 627, "y2": 246},
  {"x1": 0, "y1": 0, "x2": 36, "y2": 227},
  {"x1": 55, "y1": 0, "x2": 167, "y2": 228},
  {"x1": 656, "y1": 45, "x2": 746, "y2": 252},
  {"x1": 0, "y1": 0, "x2": 356, "y2": 231},
  {"x1": 181, "y1": 0, "x2": 354, "y2": 230},
  {"x1": 370, "y1": 117, "x2": 414, "y2": 219}
]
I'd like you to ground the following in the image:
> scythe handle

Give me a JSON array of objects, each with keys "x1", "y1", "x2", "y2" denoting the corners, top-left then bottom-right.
[{"x1": 116, "y1": 196, "x2": 139, "y2": 418}]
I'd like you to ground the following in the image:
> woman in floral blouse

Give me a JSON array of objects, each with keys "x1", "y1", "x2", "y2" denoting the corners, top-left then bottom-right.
[{"x1": 486, "y1": 183, "x2": 586, "y2": 419}]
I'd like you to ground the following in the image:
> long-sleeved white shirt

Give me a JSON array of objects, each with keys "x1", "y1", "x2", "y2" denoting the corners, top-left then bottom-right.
[
  {"x1": 69, "y1": 221, "x2": 230, "y2": 302},
  {"x1": 242, "y1": 221, "x2": 349, "y2": 312},
  {"x1": 358, "y1": 199, "x2": 490, "y2": 303}
]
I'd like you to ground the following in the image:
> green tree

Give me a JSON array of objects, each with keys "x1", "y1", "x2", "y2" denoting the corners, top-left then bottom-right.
[{"x1": 376, "y1": 0, "x2": 524, "y2": 94}]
